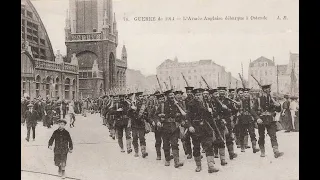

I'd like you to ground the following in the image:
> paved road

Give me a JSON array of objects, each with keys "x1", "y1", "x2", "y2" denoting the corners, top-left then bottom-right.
[{"x1": 21, "y1": 113, "x2": 299, "y2": 180}]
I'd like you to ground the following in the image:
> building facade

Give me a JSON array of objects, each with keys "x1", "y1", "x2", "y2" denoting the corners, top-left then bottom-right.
[
  {"x1": 65, "y1": 0, "x2": 127, "y2": 98},
  {"x1": 248, "y1": 53, "x2": 299, "y2": 95},
  {"x1": 156, "y1": 57, "x2": 238, "y2": 92},
  {"x1": 21, "y1": 0, "x2": 79, "y2": 100}
]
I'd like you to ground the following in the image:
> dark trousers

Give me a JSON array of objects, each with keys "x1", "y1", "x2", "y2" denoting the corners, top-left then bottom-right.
[
  {"x1": 54, "y1": 153, "x2": 67, "y2": 168},
  {"x1": 132, "y1": 128, "x2": 146, "y2": 149},
  {"x1": 225, "y1": 120, "x2": 234, "y2": 146},
  {"x1": 191, "y1": 134, "x2": 214, "y2": 157},
  {"x1": 162, "y1": 129, "x2": 180, "y2": 161},
  {"x1": 154, "y1": 130, "x2": 162, "y2": 150},
  {"x1": 69, "y1": 113, "x2": 76, "y2": 125},
  {"x1": 26, "y1": 126, "x2": 36, "y2": 140},
  {"x1": 116, "y1": 125, "x2": 131, "y2": 140},
  {"x1": 258, "y1": 120, "x2": 278, "y2": 147},
  {"x1": 234, "y1": 124, "x2": 241, "y2": 145},
  {"x1": 62, "y1": 109, "x2": 67, "y2": 119},
  {"x1": 239, "y1": 123, "x2": 256, "y2": 146},
  {"x1": 182, "y1": 133, "x2": 192, "y2": 155}
]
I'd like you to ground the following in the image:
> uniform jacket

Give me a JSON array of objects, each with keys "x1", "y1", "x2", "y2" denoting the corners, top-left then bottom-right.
[
  {"x1": 24, "y1": 110, "x2": 39, "y2": 127},
  {"x1": 48, "y1": 129, "x2": 73, "y2": 155},
  {"x1": 256, "y1": 94, "x2": 282, "y2": 124},
  {"x1": 128, "y1": 100, "x2": 149, "y2": 129},
  {"x1": 238, "y1": 98, "x2": 259, "y2": 124},
  {"x1": 155, "y1": 100, "x2": 182, "y2": 133},
  {"x1": 109, "y1": 100, "x2": 130, "y2": 127}
]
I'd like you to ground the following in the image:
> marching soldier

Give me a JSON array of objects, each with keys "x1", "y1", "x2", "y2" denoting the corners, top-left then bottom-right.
[
  {"x1": 155, "y1": 89, "x2": 184, "y2": 168},
  {"x1": 237, "y1": 88, "x2": 260, "y2": 153},
  {"x1": 182, "y1": 86, "x2": 194, "y2": 159},
  {"x1": 186, "y1": 88, "x2": 219, "y2": 173},
  {"x1": 110, "y1": 94, "x2": 132, "y2": 153},
  {"x1": 215, "y1": 87, "x2": 238, "y2": 165},
  {"x1": 233, "y1": 88, "x2": 243, "y2": 148},
  {"x1": 254, "y1": 84, "x2": 284, "y2": 158},
  {"x1": 209, "y1": 88, "x2": 221, "y2": 158},
  {"x1": 128, "y1": 92, "x2": 150, "y2": 158}
]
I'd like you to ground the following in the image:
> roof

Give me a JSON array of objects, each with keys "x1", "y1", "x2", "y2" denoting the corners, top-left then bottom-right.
[
  {"x1": 250, "y1": 56, "x2": 275, "y2": 67},
  {"x1": 277, "y1": 65, "x2": 287, "y2": 75}
]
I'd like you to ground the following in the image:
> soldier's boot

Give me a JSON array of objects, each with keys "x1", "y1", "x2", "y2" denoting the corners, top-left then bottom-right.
[
  {"x1": 252, "y1": 141, "x2": 260, "y2": 153},
  {"x1": 118, "y1": 139, "x2": 125, "y2": 152},
  {"x1": 244, "y1": 135, "x2": 251, "y2": 148},
  {"x1": 61, "y1": 170, "x2": 65, "y2": 179},
  {"x1": 202, "y1": 149, "x2": 206, "y2": 153},
  {"x1": 172, "y1": 150, "x2": 184, "y2": 168},
  {"x1": 219, "y1": 148, "x2": 228, "y2": 166},
  {"x1": 134, "y1": 146, "x2": 139, "y2": 157},
  {"x1": 111, "y1": 129, "x2": 115, "y2": 140},
  {"x1": 207, "y1": 156, "x2": 219, "y2": 173},
  {"x1": 227, "y1": 144, "x2": 238, "y2": 160},
  {"x1": 156, "y1": 147, "x2": 161, "y2": 160},
  {"x1": 141, "y1": 146, "x2": 148, "y2": 158},
  {"x1": 126, "y1": 139, "x2": 132, "y2": 154},
  {"x1": 165, "y1": 160, "x2": 170, "y2": 166},
  {"x1": 194, "y1": 156, "x2": 202, "y2": 172},
  {"x1": 241, "y1": 144, "x2": 246, "y2": 152},
  {"x1": 214, "y1": 147, "x2": 219, "y2": 158},
  {"x1": 187, "y1": 154, "x2": 192, "y2": 159},
  {"x1": 273, "y1": 146, "x2": 284, "y2": 158},
  {"x1": 259, "y1": 145, "x2": 266, "y2": 157},
  {"x1": 58, "y1": 166, "x2": 62, "y2": 176}
]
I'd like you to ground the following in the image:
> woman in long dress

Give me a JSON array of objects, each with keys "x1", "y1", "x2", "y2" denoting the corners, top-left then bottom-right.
[
  {"x1": 290, "y1": 96, "x2": 299, "y2": 132},
  {"x1": 280, "y1": 95, "x2": 293, "y2": 132}
]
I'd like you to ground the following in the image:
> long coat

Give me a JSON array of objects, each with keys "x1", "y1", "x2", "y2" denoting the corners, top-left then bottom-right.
[
  {"x1": 280, "y1": 100, "x2": 293, "y2": 130},
  {"x1": 48, "y1": 129, "x2": 73, "y2": 155},
  {"x1": 24, "y1": 110, "x2": 39, "y2": 127}
]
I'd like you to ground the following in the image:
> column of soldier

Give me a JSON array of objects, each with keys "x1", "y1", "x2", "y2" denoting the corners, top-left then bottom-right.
[{"x1": 100, "y1": 79, "x2": 284, "y2": 173}]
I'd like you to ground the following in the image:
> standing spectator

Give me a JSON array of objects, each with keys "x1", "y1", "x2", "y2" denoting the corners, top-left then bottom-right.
[
  {"x1": 61, "y1": 99, "x2": 68, "y2": 119},
  {"x1": 48, "y1": 119, "x2": 73, "y2": 179},
  {"x1": 68, "y1": 101, "x2": 76, "y2": 128},
  {"x1": 290, "y1": 96, "x2": 299, "y2": 132},
  {"x1": 280, "y1": 94, "x2": 293, "y2": 132},
  {"x1": 23, "y1": 103, "x2": 39, "y2": 142}
]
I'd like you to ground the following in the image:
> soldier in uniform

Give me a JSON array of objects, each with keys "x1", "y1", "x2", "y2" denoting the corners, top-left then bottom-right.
[
  {"x1": 255, "y1": 84, "x2": 284, "y2": 158},
  {"x1": 110, "y1": 94, "x2": 132, "y2": 153},
  {"x1": 209, "y1": 88, "x2": 221, "y2": 158},
  {"x1": 215, "y1": 87, "x2": 237, "y2": 165},
  {"x1": 187, "y1": 88, "x2": 219, "y2": 173},
  {"x1": 237, "y1": 88, "x2": 260, "y2": 153},
  {"x1": 45, "y1": 99, "x2": 54, "y2": 128},
  {"x1": 107, "y1": 95, "x2": 116, "y2": 139},
  {"x1": 182, "y1": 86, "x2": 194, "y2": 159},
  {"x1": 128, "y1": 92, "x2": 150, "y2": 158},
  {"x1": 155, "y1": 89, "x2": 184, "y2": 168},
  {"x1": 233, "y1": 88, "x2": 243, "y2": 148}
]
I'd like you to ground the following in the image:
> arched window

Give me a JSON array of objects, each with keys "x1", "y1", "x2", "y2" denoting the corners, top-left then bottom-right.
[
  {"x1": 72, "y1": 79, "x2": 76, "y2": 100},
  {"x1": 65, "y1": 78, "x2": 70, "y2": 100},
  {"x1": 22, "y1": 77, "x2": 26, "y2": 96},
  {"x1": 35, "y1": 75, "x2": 41, "y2": 97},
  {"x1": 55, "y1": 77, "x2": 60, "y2": 97},
  {"x1": 46, "y1": 76, "x2": 51, "y2": 97}
]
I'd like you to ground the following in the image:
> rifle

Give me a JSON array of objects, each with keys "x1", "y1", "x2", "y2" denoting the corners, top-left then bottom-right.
[
  {"x1": 251, "y1": 74, "x2": 280, "y2": 106},
  {"x1": 164, "y1": 82, "x2": 169, "y2": 90},
  {"x1": 200, "y1": 76, "x2": 225, "y2": 142},
  {"x1": 181, "y1": 73, "x2": 190, "y2": 87},
  {"x1": 156, "y1": 75, "x2": 163, "y2": 93},
  {"x1": 169, "y1": 76, "x2": 174, "y2": 90},
  {"x1": 238, "y1": 73, "x2": 246, "y2": 88}
]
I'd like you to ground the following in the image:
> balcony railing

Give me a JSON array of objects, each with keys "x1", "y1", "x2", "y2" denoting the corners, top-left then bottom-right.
[
  {"x1": 34, "y1": 58, "x2": 78, "y2": 74},
  {"x1": 67, "y1": 32, "x2": 102, "y2": 42}
]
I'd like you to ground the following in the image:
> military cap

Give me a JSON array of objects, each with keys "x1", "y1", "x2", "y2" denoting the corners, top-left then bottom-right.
[
  {"x1": 164, "y1": 89, "x2": 174, "y2": 96},
  {"x1": 127, "y1": 93, "x2": 134, "y2": 97},
  {"x1": 217, "y1": 87, "x2": 227, "y2": 91},
  {"x1": 284, "y1": 94, "x2": 290, "y2": 98},
  {"x1": 156, "y1": 93, "x2": 165, "y2": 99},
  {"x1": 109, "y1": 95, "x2": 114, "y2": 97},
  {"x1": 119, "y1": 94, "x2": 125, "y2": 98},
  {"x1": 135, "y1": 92, "x2": 143, "y2": 96},
  {"x1": 209, "y1": 89, "x2": 218, "y2": 94},
  {"x1": 261, "y1": 84, "x2": 271, "y2": 90},
  {"x1": 185, "y1": 87, "x2": 194, "y2": 91},
  {"x1": 57, "y1": 119, "x2": 67, "y2": 124},
  {"x1": 243, "y1": 88, "x2": 251, "y2": 92},
  {"x1": 27, "y1": 103, "x2": 34, "y2": 107},
  {"x1": 154, "y1": 91, "x2": 161, "y2": 96},
  {"x1": 290, "y1": 96, "x2": 298, "y2": 100},
  {"x1": 236, "y1": 88, "x2": 244, "y2": 93},
  {"x1": 174, "y1": 90, "x2": 183, "y2": 95},
  {"x1": 192, "y1": 88, "x2": 204, "y2": 94},
  {"x1": 228, "y1": 89, "x2": 235, "y2": 92}
]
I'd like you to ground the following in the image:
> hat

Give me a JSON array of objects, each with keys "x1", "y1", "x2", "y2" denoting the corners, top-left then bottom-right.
[
  {"x1": 209, "y1": 89, "x2": 218, "y2": 94},
  {"x1": 164, "y1": 89, "x2": 174, "y2": 96},
  {"x1": 119, "y1": 94, "x2": 125, "y2": 98},
  {"x1": 135, "y1": 92, "x2": 143, "y2": 96},
  {"x1": 156, "y1": 93, "x2": 165, "y2": 99},
  {"x1": 217, "y1": 87, "x2": 227, "y2": 91},
  {"x1": 154, "y1": 91, "x2": 161, "y2": 96},
  {"x1": 192, "y1": 88, "x2": 204, "y2": 94},
  {"x1": 185, "y1": 87, "x2": 194, "y2": 91},
  {"x1": 236, "y1": 88, "x2": 244, "y2": 93},
  {"x1": 284, "y1": 94, "x2": 290, "y2": 98},
  {"x1": 127, "y1": 93, "x2": 134, "y2": 97},
  {"x1": 174, "y1": 90, "x2": 183, "y2": 95},
  {"x1": 290, "y1": 96, "x2": 298, "y2": 100},
  {"x1": 243, "y1": 88, "x2": 251, "y2": 92},
  {"x1": 109, "y1": 95, "x2": 114, "y2": 97},
  {"x1": 228, "y1": 89, "x2": 235, "y2": 92},
  {"x1": 57, "y1": 119, "x2": 67, "y2": 124},
  {"x1": 261, "y1": 84, "x2": 271, "y2": 90},
  {"x1": 27, "y1": 103, "x2": 34, "y2": 107}
]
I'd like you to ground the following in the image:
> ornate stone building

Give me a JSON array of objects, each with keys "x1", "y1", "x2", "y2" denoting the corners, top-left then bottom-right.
[
  {"x1": 21, "y1": 0, "x2": 79, "y2": 100},
  {"x1": 65, "y1": 0, "x2": 127, "y2": 98}
]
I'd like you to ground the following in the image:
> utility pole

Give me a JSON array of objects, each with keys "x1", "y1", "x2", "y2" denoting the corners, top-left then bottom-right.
[
  {"x1": 276, "y1": 65, "x2": 279, "y2": 94},
  {"x1": 218, "y1": 72, "x2": 220, "y2": 86}
]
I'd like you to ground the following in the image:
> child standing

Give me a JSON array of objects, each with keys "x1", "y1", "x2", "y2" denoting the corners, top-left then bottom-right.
[{"x1": 48, "y1": 119, "x2": 73, "y2": 179}]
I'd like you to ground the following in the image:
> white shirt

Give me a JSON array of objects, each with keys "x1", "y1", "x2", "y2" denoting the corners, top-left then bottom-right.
[
  {"x1": 290, "y1": 101, "x2": 298, "y2": 111},
  {"x1": 68, "y1": 104, "x2": 75, "y2": 114}
]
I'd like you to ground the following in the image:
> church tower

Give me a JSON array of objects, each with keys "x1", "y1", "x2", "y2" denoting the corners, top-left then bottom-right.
[{"x1": 65, "y1": 0, "x2": 123, "y2": 98}]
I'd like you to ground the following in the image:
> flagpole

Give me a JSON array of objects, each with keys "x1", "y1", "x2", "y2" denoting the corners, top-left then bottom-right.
[{"x1": 277, "y1": 65, "x2": 279, "y2": 94}]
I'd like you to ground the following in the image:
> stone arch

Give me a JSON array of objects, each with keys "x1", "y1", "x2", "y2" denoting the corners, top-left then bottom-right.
[
  {"x1": 35, "y1": 75, "x2": 41, "y2": 97},
  {"x1": 72, "y1": 79, "x2": 76, "y2": 100},
  {"x1": 55, "y1": 77, "x2": 60, "y2": 98},
  {"x1": 65, "y1": 78, "x2": 71, "y2": 100},
  {"x1": 21, "y1": 52, "x2": 35, "y2": 79},
  {"x1": 117, "y1": 70, "x2": 120, "y2": 87},
  {"x1": 76, "y1": 51, "x2": 98, "y2": 69},
  {"x1": 45, "y1": 76, "x2": 52, "y2": 97}
]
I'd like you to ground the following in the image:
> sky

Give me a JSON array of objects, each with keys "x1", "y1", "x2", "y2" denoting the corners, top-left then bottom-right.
[{"x1": 31, "y1": 0, "x2": 299, "y2": 79}]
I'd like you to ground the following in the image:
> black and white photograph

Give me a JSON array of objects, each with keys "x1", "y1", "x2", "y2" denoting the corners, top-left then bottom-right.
[{"x1": 21, "y1": 0, "x2": 299, "y2": 179}]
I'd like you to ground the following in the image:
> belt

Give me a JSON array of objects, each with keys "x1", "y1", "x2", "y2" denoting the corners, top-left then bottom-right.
[
  {"x1": 242, "y1": 112, "x2": 251, "y2": 116},
  {"x1": 261, "y1": 112, "x2": 272, "y2": 116},
  {"x1": 164, "y1": 118, "x2": 176, "y2": 123},
  {"x1": 192, "y1": 119, "x2": 204, "y2": 124}
]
